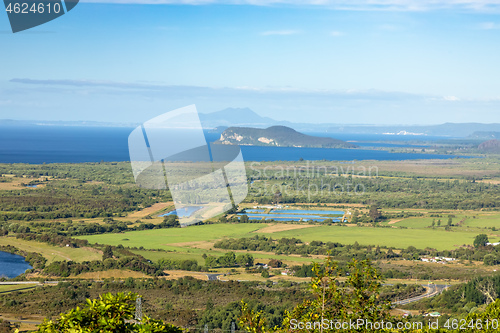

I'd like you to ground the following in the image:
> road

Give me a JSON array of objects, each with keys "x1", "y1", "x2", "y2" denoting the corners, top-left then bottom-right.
[
  {"x1": 393, "y1": 284, "x2": 450, "y2": 306},
  {"x1": 0, "y1": 281, "x2": 59, "y2": 285},
  {"x1": 206, "y1": 274, "x2": 224, "y2": 281}
]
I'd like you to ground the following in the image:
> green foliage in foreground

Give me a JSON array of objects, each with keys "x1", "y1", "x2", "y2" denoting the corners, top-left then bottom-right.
[
  {"x1": 36, "y1": 292, "x2": 182, "y2": 333},
  {"x1": 239, "y1": 258, "x2": 500, "y2": 333},
  {"x1": 241, "y1": 258, "x2": 393, "y2": 333}
]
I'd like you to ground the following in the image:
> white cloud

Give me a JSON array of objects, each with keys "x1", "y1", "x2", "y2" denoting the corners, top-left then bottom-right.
[
  {"x1": 261, "y1": 30, "x2": 301, "y2": 36},
  {"x1": 79, "y1": 0, "x2": 500, "y2": 12},
  {"x1": 443, "y1": 95, "x2": 460, "y2": 101}
]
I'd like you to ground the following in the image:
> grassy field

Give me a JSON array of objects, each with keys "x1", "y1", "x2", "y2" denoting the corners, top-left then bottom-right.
[
  {"x1": 78, "y1": 223, "x2": 269, "y2": 248},
  {"x1": 0, "y1": 237, "x2": 102, "y2": 263},
  {"x1": 464, "y1": 214, "x2": 500, "y2": 229},
  {"x1": 0, "y1": 284, "x2": 38, "y2": 293},
  {"x1": 78, "y1": 220, "x2": 491, "y2": 252},
  {"x1": 390, "y1": 217, "x2": 437, "y2": 229},
  {"x1": 269, "y1": 226, "x2": 478, "y2": 250}
]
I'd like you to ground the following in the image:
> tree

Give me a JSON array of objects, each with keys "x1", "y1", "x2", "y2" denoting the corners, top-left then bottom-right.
[
  {"x1": 237, "y1": 253, "x2": 254, "y2": 267},
  {"x1": 239, "y1": 301, "x2": 268, "y2": 333},
  {"x1": 465, "y1": 299, "x2": 500, "y2": 332},
  {"x1": 437, "y1": 219, "x2": 441, "y2": 226},
  {"x1": 102, "y1": 245, "x2": 113, "y2": 261},
  {"x1": 241, "y1": 257, "x2": 392, "y2": 333},
  {"x1": 205, "y1": 256, "x2": 218, "y2": 268},
  {"x1": 0, "y1": 319, "x2": 18, "y2": 333},
  {"x1": 163, "y1": 215, "x2": 180, "y2": 228},
  {"x1": 368, "y1": 205, "x2": 381, "y2": 222},
  {"x1": 474, "y1": 234, "x2": 489, "y2": 248},
  {"x1": 447, "y1": 216, "x2": 453, "y2": 226},
  {"x1": 274, "y1": 191, "x2": 282, "y2": 205},
  {"x1": 351, "y1": 211, "x2": 359, "y2": 224},
  {"x1": 261, "y1": 270, "x2": 270, "y2": 278},
  {"x1": 36, "y1": 292, "x2": 182, "y2": 333},
  {"x1": 483, "y1": 254, "x2": 498, "y2": 266},
  {"x1": 267, "y1": 259, "x2": 283, "y2": 268}
]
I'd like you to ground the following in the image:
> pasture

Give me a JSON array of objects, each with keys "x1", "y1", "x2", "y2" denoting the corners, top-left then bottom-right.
[
  {"x1": 78, "y1": 223, "x2": 269, "y2": 249},
  {"x1": 78, "y1": 220, "x2": 490, "y2": 252},
  {"x1": 0, "y1": 237, "x2": 102, "y2": 264}
]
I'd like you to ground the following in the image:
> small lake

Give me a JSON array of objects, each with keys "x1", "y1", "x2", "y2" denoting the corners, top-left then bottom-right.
[
  {"x1": 0, "y1": 251, "x2": 32, "y2": 279},
  {"x1": 238, "y1": 208, "x2": 344, "y2": 222},
  {"x1": 271, "y1": 209, "x2": 344, "y2": 215}
]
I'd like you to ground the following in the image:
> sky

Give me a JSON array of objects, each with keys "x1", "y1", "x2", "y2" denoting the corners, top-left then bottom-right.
[{"x1": 1, "y1": 0, "x2": 500, "y2": 125}]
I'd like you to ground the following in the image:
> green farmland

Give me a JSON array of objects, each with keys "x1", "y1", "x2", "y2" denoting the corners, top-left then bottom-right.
[
  {"x1": 78, "y1": 223, "x2": 269, "y2": 249},
  {"x1": 79, "y1": 220, "x2": 489, "y2": 252}
]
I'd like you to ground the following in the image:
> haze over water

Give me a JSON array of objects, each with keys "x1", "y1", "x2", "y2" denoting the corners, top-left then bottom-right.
[{"x1": 0, "y1": 126, "x2": 468, "y2": 164}]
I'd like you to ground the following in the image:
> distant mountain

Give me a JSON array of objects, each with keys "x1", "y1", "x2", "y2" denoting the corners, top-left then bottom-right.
[
  {"x1": 200, "y1": 109, "x2": 500, "y2": 138},
  {"x1": 215, "y1": 126, "x2": 357, "y2": 148},
  {"x1": 199, "y1": 108, "x2": 284, "y2": 128},
  {"x1": 468, "y1": 131, "x2": 500, "y2": 140},
  {"x1": 3, "y1": 108, "x2": 500, "y2": 138},
  {"x1": 478, "y1": 139, "x2": 500, "y2": 153}
]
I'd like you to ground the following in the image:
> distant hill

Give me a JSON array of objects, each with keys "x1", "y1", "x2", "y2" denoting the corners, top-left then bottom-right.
[
  {"x1": 215, "y1": 126, "x2": 357, "y2": 148},
  {"x1": 199, "y1": 108, "x2": 284, "y2": 128},
  {"x1": 469, "y1": 131, "x2": 500, "y2": 140},
  {"x1": 4, "y1": 108, "x2": 500, "y2": 138},
  {"x1": 199, "y1": 108, "x2": 500, "y2": 137},
  {"x1": 478, "y1": 139, "x2": 500, "y2": 153}
]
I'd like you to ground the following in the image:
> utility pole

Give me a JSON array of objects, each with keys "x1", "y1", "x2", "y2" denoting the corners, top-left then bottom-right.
[{"x1": 135, "y1": 297, "x2": 143, "y2": 322}]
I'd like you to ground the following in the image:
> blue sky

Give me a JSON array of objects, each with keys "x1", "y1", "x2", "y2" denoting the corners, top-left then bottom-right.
[{"x1": 1, "y1": 1, "x2": 500, "y2": 125}]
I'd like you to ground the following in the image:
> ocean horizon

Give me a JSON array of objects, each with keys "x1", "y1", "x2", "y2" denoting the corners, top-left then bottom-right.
[{"x1": 0, "y1": 125, "x2": 470, "y2": 164}]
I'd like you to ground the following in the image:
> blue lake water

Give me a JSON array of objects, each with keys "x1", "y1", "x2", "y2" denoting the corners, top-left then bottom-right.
[
  {"x1": 158, "y1": 206, "x2": 203, "y2": 218},
  {"x1": 247, "y1": 216, "x2": 265, "y2": 220},
  {"x1": 0, "y1": 125, "x2": 473, "y2": 164},
  {"x1": 263, "y1": 217, "x2": 303, "y2": 222},
  {"x1": 242, "y1": 214, "x2": 329, "y2": 219},
  {"x1": 239, "y1": 215, "x2": 340, "y2": 222},
  {"x1": 239, "y1": 211, "x2": 343, "y2": 222},
  {"x1": 0, "y1": 251, "x2": 32, "y2": 279},
  {"x1": 271, "y1": 209, "x2": 344, "y2": 215}
]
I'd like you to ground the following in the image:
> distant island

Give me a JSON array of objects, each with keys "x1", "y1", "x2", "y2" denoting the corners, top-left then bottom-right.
[{"x1": 215, "y1": 126, "x2": 357, "y2": 148}]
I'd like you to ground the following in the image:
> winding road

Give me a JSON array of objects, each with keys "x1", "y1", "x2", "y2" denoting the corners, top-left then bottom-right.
[{"x1": 393, "y1": 284, "x2": 450, "y2": 306}]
